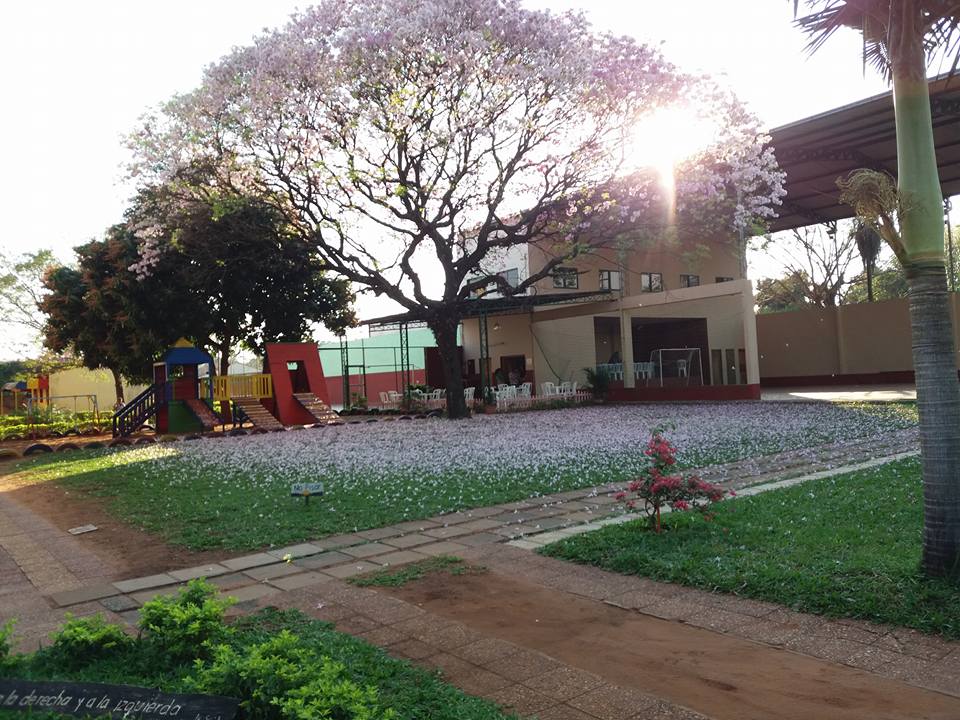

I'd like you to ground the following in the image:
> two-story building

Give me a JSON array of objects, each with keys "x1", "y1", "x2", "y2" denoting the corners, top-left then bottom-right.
[{"x1": 459, "y1": 230, "x2": 760, "y2": 400}]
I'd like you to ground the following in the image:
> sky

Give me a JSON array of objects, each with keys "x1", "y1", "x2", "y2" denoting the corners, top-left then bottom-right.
[{"x1": 0, "y1": 0, "x2": 895, "y2": 358}]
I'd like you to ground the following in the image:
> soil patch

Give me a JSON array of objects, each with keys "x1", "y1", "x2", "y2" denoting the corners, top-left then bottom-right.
[
  {"x1": 0, "y1": 469, "x2": 223, "y2": 579},
  {"x1": 380, "y1": 571, "x2": 960, "y2": 720}
]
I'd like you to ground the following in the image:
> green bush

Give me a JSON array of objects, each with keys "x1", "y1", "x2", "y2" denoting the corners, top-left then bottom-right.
[
  {"x1": 0, "y1": 620, "x2": 18, "y2": 672},
  {"x1": 44, "y1": 614, "x2": 133, "y2": 670},
  {"x1": 190, "y1": 630, "x2": 394, "y2": 720},
  {"x1": 138, "y1": 580, "x2": 233, "y2": 664}
]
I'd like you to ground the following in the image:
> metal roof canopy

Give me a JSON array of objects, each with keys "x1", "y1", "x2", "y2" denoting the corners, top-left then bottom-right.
[
  {"x1": 769, "y1": 74, "x2": 960, "y2": 233},
  {"x1": 361, "y1": 290, "x2": 613, "y2": 327}
]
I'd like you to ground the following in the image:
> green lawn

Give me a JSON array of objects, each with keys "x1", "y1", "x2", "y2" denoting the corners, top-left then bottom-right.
[
  {"x1": 0, "y1": 605, "x2": 513, "y2": 720},
  {"x1": 2, "y1": 402, "x2": 917, "y2": 551},
  {"x1": 542, "y1": 456, "x2": 960, "y2": 638}
]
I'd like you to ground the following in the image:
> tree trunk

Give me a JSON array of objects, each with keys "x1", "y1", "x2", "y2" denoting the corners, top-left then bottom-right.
[
  {"x1": 218, "y1": 338, "x2": 231, "y2": 377},
  {"x1": 891, "y1": 27, "x2": 960, "y2": 576},
  {"x1": 429, "y1": 315, "x2": 468, "y2": 419},
  {"x1": 908, "y1": 263, "x2": 960, "y2": 576},
  {"x1": 110, "y1": 367, "x2": 124, "y2": 407},
  {"x1": 866, "y1": 261, "x2": 874, "y2": 302}
]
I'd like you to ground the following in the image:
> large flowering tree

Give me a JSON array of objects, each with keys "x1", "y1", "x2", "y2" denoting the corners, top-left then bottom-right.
[{"x1": 130, "y1": 0, "x2": 784, "y2": 418}]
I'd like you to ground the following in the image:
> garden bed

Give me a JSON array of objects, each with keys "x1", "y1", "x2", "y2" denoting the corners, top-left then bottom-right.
[
  {"x1": 3, "y1": 402, "x2": 917, "y2": 551},
  {"x1": 541, "y1": 455, "x2": 960, "y2": 638},
  {"x1": 0, "y1": 582, "x2": 514, "y2": 720}
]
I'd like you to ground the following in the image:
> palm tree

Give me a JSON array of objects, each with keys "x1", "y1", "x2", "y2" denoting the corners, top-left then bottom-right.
[
  {"x1": 854, "y1": 222, "x2": 883, "y2": 301},
  {"x1": 794, "y1": 1, "x2": 960, "y2": 577}
]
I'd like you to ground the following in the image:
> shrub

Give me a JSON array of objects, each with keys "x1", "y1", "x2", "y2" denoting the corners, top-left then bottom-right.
[
  {"x1": 0, "y1": 620, "x2": 18, "y2": 672},
  {"x1": 45, "y1": 614, "x2": 134, "y2": 670},
  {"x1": 583, "y1": 366, "x2": 611, "y2": 400},
  {"x1": 138, "y1": 579, "x2": 233, "y2": 663},
  {"x1": 190, "y1": 630, "x2": 394, "y2": 720},
  {"x1": 615, "y1": 432, "x2": 729, "y2": 533}
]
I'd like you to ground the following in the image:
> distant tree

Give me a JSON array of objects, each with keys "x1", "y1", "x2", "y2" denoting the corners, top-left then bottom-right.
[
  {"x1": 41, "y1": 228, "x2": 170, "y2": 404},
  {"x1": 128, "y1": 188, "x2": 355, "y2": 374},
  {"x1": 844, "y1": 262, "x2": 909, "y2": 304},
  {"x1": 755, "y1": 274, "x2": 814, "y2": 313},
  {"x1": 0, "y1": 360, "x2": 28, "y2": 386},
  {"x1": 759, "y1": 223, "x2": 858, "y2": 307},
  {"x1": 854, "y1": 222, "x2": 883, "y2": 302},
  {"x1": 0, "y1": 249, "x2": 56, "y2": 352},
  {"x1": 41, "y1": 192, "x2": 355, "y2": 404}
]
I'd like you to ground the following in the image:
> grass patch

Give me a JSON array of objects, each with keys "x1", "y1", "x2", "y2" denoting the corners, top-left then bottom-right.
[
  {"x1": 350, "y1": 556, "x2": 485, "y2": 587},
  {"x1": 0, "y1": 599, "x2": 513, "y2": 720},
  {"x1": 541, "y1": 456, "x2": 960, "y2": 638},
  {"x1": 1, "y1": 402, "x2": 916, "y2": 551}
]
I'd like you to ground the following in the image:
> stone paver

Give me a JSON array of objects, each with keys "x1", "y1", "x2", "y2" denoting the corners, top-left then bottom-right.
[
  {"x1": 220, "y1": 552, "x2": 279, "y2": 571},
  {"x1": 323, "y1": 561, "x2": 382, "y2": 579},
  {"x1": 113, "y1": 573, "x2": 177, "y2": 594},
  {"x1": 168, "y1": 564, "x2": 230, "y2": 582},
  {"x1": 243, "y1": 563, "x2": 303, "y2": 581},
  {"x1": 374, "y1": 550, "x2": 428, "y2": 566},
  {"x1": 342, "y1": 542, "x2": 394, "y2": 559}
]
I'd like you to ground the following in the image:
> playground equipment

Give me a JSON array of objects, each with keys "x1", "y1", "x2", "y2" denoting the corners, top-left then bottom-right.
[
  {"x1": 112, "y1": 341, "x2": 337, "y2": 437},
  {"x1": 1, "y1": 376, "x2": 50, "y2": 415}
]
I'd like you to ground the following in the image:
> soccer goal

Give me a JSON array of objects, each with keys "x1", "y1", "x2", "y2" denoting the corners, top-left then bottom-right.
[{"x1": 649, "y1": 348, "x2": 703, "y2": 387}]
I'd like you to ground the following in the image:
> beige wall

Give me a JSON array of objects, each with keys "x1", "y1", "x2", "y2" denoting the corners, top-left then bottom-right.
[
  {"x1": 756, "y1": 295, "x2": 960, "y2": 378},
  {"x1": 462, "y1": 313, "x2": 535, "y2": 374},
  {"x1": 48, "y1": 367, "x2": 148, "y2": 412},
  {"x1": 525, "y1": 233, "x2": 741, "y2": 297},
  {"x1": 530, "y1": 315, "x2": 597, "y2": 386}
]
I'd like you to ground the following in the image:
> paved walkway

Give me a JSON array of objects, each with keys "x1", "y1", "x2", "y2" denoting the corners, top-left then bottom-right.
[{"x1": 6, "y1": 428, "x2": 953, "y2": 719}]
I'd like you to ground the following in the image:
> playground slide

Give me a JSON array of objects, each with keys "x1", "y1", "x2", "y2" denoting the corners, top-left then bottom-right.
[
  {"x1": 292, "y1": 393, "x2": 340, "y2": 424},
  {"x1": 183, "y1": 398, "x2": 221, "y2": 432},
  {"x1": 233, "y1": 397, "x2": 285, "y2": 431}
]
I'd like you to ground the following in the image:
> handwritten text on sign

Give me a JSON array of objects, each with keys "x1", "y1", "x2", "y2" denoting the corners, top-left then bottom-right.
[{"x1": 0, "y1": 679, "x2": 238, "y2": 720}]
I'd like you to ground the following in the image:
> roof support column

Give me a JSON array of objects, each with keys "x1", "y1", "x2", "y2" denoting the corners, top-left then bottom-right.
[
  {"x1": 620, "y1": 307, "x2": 635, "y2": 389},
  {"x1": 741, "y1": 283, "x2": 760, "y2": 386}
]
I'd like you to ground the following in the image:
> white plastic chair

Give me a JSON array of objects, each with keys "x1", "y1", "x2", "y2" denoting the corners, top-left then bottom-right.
[
  {"x1": 464, "y1": 386, "x2": 475, "y2": 402},
  {"x1": 518, "y1": 382, "x2": 532, "y2": 397},
  {"x1": 541, "y1": 381, "x2": 556, "y2": 397},
  {"x1": 634, "y1": 362, "x2": 655, "y2": 385}
]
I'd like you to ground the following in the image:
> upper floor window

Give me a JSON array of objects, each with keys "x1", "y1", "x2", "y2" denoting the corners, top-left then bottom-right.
[
  {"x1": 680, "y1": 274, "x2": 700, "y2": 288},
  {"x1": 599, "y1": 269, "x2": 622, "y2": 291},
  {"x1": 640, "y1": 272, "x2": 663, "y2": 293},
  {"x1": 552, "y1": 267, "x2": 579, "y2": 289},
  {"x1": 499, "y1": 268, "x2": 519, "y2": 289},
  {"x1": 716, "y1": 276, "x2": 734, "y2": 283}
]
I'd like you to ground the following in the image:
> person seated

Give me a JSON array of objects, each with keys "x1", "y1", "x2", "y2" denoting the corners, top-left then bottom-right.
[{"x1": 608, "y1": 350, "x2": 621, "y2": 364}]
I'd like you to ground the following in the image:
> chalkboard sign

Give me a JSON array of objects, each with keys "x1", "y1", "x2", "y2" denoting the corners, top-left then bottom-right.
[
  {"x1": 0, "y1": 679, "x2": 238, "y2": 720},
  {"x1": 290, "y1": 482, "x2": 324, "y2": 497}
]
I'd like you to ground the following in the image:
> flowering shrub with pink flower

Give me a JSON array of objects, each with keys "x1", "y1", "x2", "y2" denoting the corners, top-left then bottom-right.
[{"x1": 615, "y1": 432, "x2": 730, "y2": 533}]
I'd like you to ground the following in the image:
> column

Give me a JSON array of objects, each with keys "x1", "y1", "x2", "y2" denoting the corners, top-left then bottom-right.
[
  {"x1": 741, "y1": 282, "x2": 760, "y2": 386},
  {"x1": 620, "y1": 308, "x2": 635, "y2": 389}
]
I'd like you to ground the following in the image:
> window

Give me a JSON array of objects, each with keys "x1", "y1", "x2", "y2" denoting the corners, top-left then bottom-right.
[
  {"x1": 599, "y1": 269, "x2": 622, "y2": 291},
  {"x1": 716, "y1": 276, "x2": 734, "y2": 283},
  {"x1": 640, "y1": 272, "x2": 663, "y2": 293},
  {"x1": 552, "y1": 267, "x2": 579, "y2": 289},
  {"x1": 499, "y1": 268, "x2": 519, "y2": 289},
  {"x1": 680, "y1": 274, "x2": 700, "y2": 288}
]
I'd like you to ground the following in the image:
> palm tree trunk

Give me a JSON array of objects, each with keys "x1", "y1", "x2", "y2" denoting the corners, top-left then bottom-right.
[
  {"x1": 867, "y1": 261, "x2": 874, "y2": 302},
  {"x1": 892, "y1": 21, "x2": 960, "y2": 576},
  {"x1": 908, "y1": 264, "x2": 960, "y2": 576}
]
